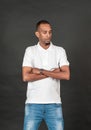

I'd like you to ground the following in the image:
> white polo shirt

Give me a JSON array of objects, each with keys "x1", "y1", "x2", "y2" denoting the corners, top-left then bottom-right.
[{"x1": 22, "y1": 42, "x2": 69, "y2": 104}]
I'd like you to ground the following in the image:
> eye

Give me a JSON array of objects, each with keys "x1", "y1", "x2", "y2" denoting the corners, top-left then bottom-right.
[
  {"x1": 43, "y1": 31, "x2": 47, "y2": 34},
  {"x1": 49, "y1": 31, "x2": 52, "y2": 34}
]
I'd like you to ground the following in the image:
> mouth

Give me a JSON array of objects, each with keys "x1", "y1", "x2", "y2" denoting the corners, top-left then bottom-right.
[
  {"x1": 45, "y1": 42, "x2": 50, "y2": 45},
  {"x1": 45, "y1": 40, "x2": 51, "y2": 44},
  {"x1": 45, "y1": 40, "x2": 50, "y2": 45}
]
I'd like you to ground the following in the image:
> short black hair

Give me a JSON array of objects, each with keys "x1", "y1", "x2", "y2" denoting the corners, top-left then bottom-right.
[{"x1": 36, "y1": 20, "x2": 51, "y2": 31}]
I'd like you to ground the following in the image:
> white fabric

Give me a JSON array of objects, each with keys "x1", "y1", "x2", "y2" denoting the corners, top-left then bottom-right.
[{"x1": 22, "y1": 42, "x2": 69, "y2": 104}]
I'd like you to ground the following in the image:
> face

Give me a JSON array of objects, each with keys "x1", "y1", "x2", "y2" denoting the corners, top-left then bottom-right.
[{"x1": 35, "y1": 23, "x2": 52, "y2": 44}]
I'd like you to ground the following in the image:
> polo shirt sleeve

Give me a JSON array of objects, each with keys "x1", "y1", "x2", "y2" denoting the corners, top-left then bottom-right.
[
  {"x1": 58, "y1": 47, "x2": 70, "y2": 67},
  {"x1": 22, "y1": 47, "x2": 33, "y2": 67}
]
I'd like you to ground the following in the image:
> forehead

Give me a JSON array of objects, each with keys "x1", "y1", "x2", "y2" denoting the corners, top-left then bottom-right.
[{"x1": 38, "y1": 24, "x2": 52, "y2": 31}]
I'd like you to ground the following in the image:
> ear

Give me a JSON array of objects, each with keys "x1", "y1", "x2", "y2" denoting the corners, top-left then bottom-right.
[{"x1": 35, "y1": 31, "x2": 39, "y2": 38}]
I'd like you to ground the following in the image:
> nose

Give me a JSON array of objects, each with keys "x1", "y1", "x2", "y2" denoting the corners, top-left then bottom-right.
[{"x1": 47, "y1": 32, "x2": 51, "y2": 37}]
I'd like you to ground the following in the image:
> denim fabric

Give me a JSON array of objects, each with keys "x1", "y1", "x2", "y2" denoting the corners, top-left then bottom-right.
[{"x1": 23, "y1": 104, "x2": 64, "y2": 130}]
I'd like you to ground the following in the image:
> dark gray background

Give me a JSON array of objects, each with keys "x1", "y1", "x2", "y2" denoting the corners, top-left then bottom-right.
[{"x1": 0, "y1": 0, "x2": 90, "y2": 130}]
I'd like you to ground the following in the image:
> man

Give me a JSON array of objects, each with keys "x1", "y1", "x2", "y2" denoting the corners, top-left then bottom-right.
[{"x1": 22, "y1": 20, "x2": 70, "y2": 130}]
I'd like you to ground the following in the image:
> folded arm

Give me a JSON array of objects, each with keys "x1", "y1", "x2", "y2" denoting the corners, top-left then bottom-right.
[
  {"x1": 22, "y1": 65, "x2": 70, "y2": 82},
  {"x1": 22, "y1": 67, "x2": 48, "y2": 82},
  {"x1": 42, "y1": 65, "x2": 70, "y2": 80}
]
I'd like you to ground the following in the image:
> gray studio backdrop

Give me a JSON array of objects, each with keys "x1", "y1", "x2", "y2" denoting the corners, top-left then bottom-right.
[{"x1": 0, "y1": 0, "x2": 90, "y2": 130}]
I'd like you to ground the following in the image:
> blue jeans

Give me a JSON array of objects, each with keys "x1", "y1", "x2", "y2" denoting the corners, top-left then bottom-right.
[{"x1": 23, "y1": 104, "x2": 64, "y2": 130}]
